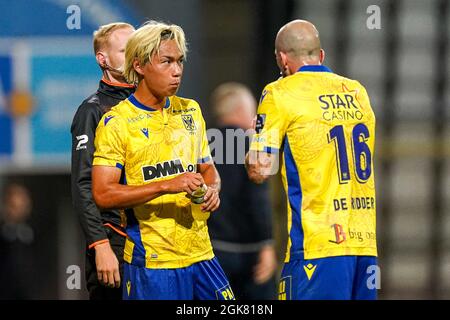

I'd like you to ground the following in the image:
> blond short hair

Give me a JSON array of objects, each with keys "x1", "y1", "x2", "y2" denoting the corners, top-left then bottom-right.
[
  {"x1": 211, "y1": 82, "x2": 255, "y2": 120},
  {"x1": 93, "y1": 22, "x2": 134, "y2": 54},
  {"x1": 124, "y1": 21, "x2": 187, "y2": 84}
]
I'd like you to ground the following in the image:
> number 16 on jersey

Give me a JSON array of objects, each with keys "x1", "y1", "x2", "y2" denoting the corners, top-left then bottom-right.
[{"x1": 328, "y1": 123, "x2": 372, "y2": 184}]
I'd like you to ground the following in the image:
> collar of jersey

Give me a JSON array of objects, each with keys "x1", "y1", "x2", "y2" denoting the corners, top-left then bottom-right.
[
  {"x1": 128, "y1": 94, "x2": 170, "y2": 112},
  {"x1": 298, "y1": 65, "x2": 332, "y2": 73}
]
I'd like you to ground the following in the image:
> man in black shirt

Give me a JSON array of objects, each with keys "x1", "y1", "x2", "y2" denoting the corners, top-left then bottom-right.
[
  {"x1": 208, "y1": 83, "x2": 277, "y2": 300},
  {"x1": 71, "y1": 22, "x2": 134, "y2": 300}
]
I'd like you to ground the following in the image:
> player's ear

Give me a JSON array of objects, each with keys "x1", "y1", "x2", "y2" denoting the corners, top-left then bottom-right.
[
  {"x1": 279, "y1": 51, "x2": 291, "y2": 76},
  {"x1": 133, "y1": 59, "x2": 145, "y2": 76},
  {"x1": 96, "y1": 51, "x2": 106, "y2": 68},
  {"x1": 279, "y1": 51, "x2": 288, "y2": 67},
  {"x1": 319, "y1": 49, "x2": 325, "y2": 64}
]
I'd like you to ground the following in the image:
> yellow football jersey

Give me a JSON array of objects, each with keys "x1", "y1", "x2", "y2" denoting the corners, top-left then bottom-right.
[
  {"x1": 93, "y1": 94, "x2": 214, "y2": 269},
  {"x1": 250, "y1": 65, "x2": 377, "y2": 261}
]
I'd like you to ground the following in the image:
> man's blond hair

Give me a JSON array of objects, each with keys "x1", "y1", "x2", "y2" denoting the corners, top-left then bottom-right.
[
  {"x1": 93, "y1": 22, "x2": 134, "y2": 54},
  {"x1": 124, "y1": 21, "x2": 187, "y2": 84},
  {"x1": 211, "y1": 82, "x2": 255, "y2": 120}
]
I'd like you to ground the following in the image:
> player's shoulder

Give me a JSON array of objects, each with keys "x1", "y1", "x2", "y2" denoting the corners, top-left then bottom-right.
[
  {"x1": 74, "y1": 93, "x2": 101, "y2": 116},
  {"x1": 71, "y1": 93, "x2": 102, "y2": 129},
  {"x1": 98, "y1": 101, "x2": 129, "y2": 127},
  {"x1": 332, "y1": 73, "x2": 367, "y2": 91},
  {"x1": 110, "y1": 98, "x2": 131, "y2": 113},
  {"x1": 257, "y1": 79, "x2": 279, "y2": 105},
  {"x1": 171, "y1": 95, "x2": 200, "y2": 108},
  {"x1": 259, "y1": 76, "x2": 303, "y2": 108},
  {"x1": 261, "y1": 79, "x2": 279, "y2": 93},
  {"x1": 262, "y1": 76, "x2": 298, "y2": 98},
  {"x1": 170, "y1": 95, "x2": 202, "y2": 114}
]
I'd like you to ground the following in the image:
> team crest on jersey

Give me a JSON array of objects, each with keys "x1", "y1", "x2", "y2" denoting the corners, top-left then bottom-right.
[
  {"x1": 255, "y1": 114, "x2": 266, "y2": 133},
  {"x1": 181, "y1": 114, "x2": 196, "y2": 132}
]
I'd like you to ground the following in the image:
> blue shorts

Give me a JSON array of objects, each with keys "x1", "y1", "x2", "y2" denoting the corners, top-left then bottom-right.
[
  {"x1": 123, "y1": 257, "x2": 234, "y2": 300},
  {"x1": 279, "y1": 256, "x2": 378, "y2": 300}
]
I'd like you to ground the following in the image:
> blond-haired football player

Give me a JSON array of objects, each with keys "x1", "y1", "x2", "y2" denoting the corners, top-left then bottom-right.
[{"x1": 92, "y1": 21, "x2": 233, "y2": 300}]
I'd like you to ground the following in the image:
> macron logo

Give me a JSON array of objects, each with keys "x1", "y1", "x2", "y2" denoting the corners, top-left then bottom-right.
[
  {"x1": 141, "y1": 128, "x2": 149, "y2": 138},
  {"x1": 104, "y1": 115, "x2": 115, "y2": 125}
]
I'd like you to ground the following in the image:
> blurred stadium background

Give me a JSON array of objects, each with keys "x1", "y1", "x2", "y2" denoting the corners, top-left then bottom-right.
[{"x1": 0, "y1": 0, "x2": 448, "y2": 299}]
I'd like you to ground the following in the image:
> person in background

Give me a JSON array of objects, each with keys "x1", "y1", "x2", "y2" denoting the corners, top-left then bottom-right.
[
  {"x1": 208, "y1": 82, "x2": 277, "y2": 300},
  {"x1": 0, "y1": 183, "x2": 35, "y2": 299},
  {"x1": 71, "y1": 22, "x2": 135, "y2": 299}
]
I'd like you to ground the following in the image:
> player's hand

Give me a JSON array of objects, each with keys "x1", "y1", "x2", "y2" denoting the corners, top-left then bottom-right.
[
  {"x1": 201, "y1": 186, "x2": 220, "y2": 212},
  {"x1": 166, "y1": 172, "x2": 204, "y2": 194},
  {"x1": 94, "y1": 241, "x2": 121, "y2": 288},
  {"x1": 245, "y1": 151, "x2": 276, "y2": 184},
  {"x1": 253, "y1": 244, "x2": 277, "y2": 284}
]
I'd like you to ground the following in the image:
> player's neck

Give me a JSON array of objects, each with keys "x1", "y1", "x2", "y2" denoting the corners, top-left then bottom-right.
[
  {"x1": 296, "y1": 59, "x2": 322, "y2": 71},
  {"x1": 102, "y1": 71, "x2": 128, "y2": 86},
  {"x1": 134, "y1": 82, "x2": 166, "y2": 110}
]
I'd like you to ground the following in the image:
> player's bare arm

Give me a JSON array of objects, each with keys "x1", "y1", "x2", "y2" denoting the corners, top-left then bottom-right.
[
  {"x1": 245, "y1": 150, "x2": 276, "y2": 184},
  {"x1": 197, "y1": 162, "x2": 221, "y2": 212},
  {"x1": 92, "y1": 165, "x2": 204, "y2": 209}
]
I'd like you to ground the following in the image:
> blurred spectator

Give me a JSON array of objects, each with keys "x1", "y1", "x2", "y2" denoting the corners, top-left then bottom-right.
[
  {"x1": 208, "y1": 82, "x2": 277, "y2": 300},
  {"x1": 0, "y1": 183, "x2": 35, "y2": 299}
]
